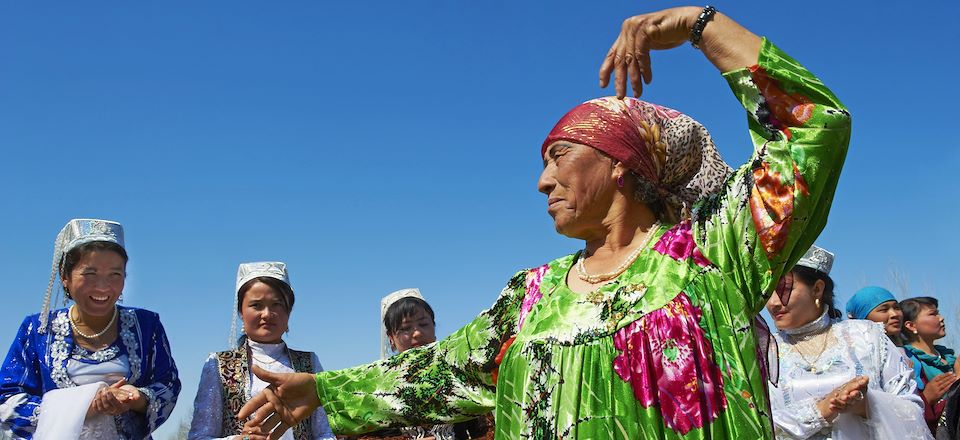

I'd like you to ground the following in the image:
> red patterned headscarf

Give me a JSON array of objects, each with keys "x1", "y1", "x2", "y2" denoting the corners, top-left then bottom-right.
[{"x1": 542, "y1": 97, "x2": 732, "y2": 222}]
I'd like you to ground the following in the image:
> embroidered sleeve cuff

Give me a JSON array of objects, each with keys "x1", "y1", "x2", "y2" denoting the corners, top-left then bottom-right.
[
  {"x1": 137, "y1": 387, "x2": 155, "y2": 408},
  {"x1": 795, "y1": 397, "x2": 831, "y2": 431}
]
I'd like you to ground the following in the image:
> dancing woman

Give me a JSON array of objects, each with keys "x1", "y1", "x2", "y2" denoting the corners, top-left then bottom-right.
[{"x1": 239, "y1": 6, "x2": 851, "y2": 439}]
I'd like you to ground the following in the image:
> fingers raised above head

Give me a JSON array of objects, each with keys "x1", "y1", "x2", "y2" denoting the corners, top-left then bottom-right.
[
  {"x1": 599, "y1": 40, "x2": 618, "y2": 88},
  {"x1": 622, "y1": 27, "x2": 641, "y2": 97},
  {"x1": 614, "y1": 41, "x2": 628, "y2": 99}
]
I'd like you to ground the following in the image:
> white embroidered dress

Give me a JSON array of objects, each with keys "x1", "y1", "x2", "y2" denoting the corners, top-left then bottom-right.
[
  {"x1": 188, "y1": 340, "x2": 335, "y2": 440},
  {"x1": 770, "y1": 312, "x2": 931, "y2": 440}
]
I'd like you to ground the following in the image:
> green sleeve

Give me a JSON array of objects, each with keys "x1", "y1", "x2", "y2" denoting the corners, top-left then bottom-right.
[
  {"x1": 694, "y1": 38, "x2": 852, "y2": 315},
  {"x1": 314, "y1": 271, "x2": 528, "y2": 435}
]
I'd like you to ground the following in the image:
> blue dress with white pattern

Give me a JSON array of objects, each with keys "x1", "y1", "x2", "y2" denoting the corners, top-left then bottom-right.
[{"x1": 0, "y1": 306, "x2": 180, "y2": 439}]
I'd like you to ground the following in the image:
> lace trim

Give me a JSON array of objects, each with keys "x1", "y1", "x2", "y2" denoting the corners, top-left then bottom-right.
[
  {"x1": 71, "y1": 344, "x2": 120, "y2": 363},
  {"x1": 49, "y1": 311, "x2": 75, "y2": 388},
  {"x1": 795, "y1": 397, "x2": 830, "y2": 432},
  {"x1": 118, "y1": 310, "x2": 141, "y2": 382}
]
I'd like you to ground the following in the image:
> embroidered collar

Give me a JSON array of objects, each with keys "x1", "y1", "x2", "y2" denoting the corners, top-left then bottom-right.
[{"x1": 779, "y1": 310, "x2": 833, "y2": 341}]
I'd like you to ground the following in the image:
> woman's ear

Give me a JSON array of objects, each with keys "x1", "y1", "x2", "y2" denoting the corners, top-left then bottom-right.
[
  {"x1": 903, "y1": 320, "x2": 919, "y2": 336},
  {"x1": 813, "y1": 279, "x2": 825, "y2": 299}
]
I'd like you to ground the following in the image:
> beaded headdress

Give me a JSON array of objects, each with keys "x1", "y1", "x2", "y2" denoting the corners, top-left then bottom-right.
[
  {"x1": 40, "y1": 219, "x2": 125, "y2": 333},
  {"x1": 380, "y1": 288, "x2": 424, "y2": 359},
  {"x1": 795, "y1": 245, "x2": 834, "y2": 275},
  {"x1": 230, "y1": 261, "x2": 291, "y2": 348}
]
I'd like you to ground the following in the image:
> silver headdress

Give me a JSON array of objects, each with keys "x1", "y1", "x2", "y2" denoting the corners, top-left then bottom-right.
[
  {"x1": 795, "y1": 245, "x2": 834, "y2": 275},
  {"x1": 40, "y1": 219, "x2": 125, "y2": 333},
  {"x1": 230, "y1": 261, "x2": 291, "y2": 348},
  {"x1": 379, "y1": 288, "x2": 425, "y2": 359}
]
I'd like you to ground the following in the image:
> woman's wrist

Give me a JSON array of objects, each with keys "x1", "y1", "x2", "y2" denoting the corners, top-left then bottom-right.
[{"x1": 816, "y1": 398, "x2": 838, "y2": 422}]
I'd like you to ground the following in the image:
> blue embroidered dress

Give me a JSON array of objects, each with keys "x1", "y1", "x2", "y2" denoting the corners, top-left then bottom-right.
[{"x1": 0, "y1": 306, "x2": 181, "y2": 439}]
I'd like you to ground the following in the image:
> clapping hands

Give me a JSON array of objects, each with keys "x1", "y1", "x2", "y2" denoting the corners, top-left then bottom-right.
[
  {"x1": 817, "y1": 376, "x2": 869, "y2": 421},
  {"x1": 86, "y1": 378, "x2": 145, "y2": 417}
]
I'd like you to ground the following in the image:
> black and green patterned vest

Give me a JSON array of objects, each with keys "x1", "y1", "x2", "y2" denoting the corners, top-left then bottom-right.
[{"x1": 216, "y1": 340, "x2": 314, "y2": 440}]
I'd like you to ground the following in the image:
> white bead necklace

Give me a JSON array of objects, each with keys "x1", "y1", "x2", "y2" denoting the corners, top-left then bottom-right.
[
  {"x1": 576, "y1": 222, "x2": 661, "y2": 284},
  {"x1": 69, "y1": 305, "x2": 118, "y2": 340}
]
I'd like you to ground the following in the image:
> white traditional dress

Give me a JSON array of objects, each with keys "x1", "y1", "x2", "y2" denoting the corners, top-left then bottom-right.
[
  {"x1": 188, "y1": 338, "x2": 335, "y2": 440},
  {"x1": 771, "y1": 311, "x2": 930, "y2": 439}
]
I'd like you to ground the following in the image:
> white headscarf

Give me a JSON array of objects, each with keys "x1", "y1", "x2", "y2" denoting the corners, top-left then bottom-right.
[
  {"x1": 230, "y1": 261, "x2": 291, "y2": 348},
  {"x1": 380, "y1": 288, "x2": 425, "y2": 359}
]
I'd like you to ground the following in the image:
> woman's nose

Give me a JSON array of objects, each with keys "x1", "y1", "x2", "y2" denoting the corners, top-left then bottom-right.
[{"x1": 537, "y1": 164, "x2": 556, "y2": 195}]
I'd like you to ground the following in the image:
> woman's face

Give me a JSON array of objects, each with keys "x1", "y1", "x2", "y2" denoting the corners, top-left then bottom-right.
[
  {"x1": 240, "y1": 281, "x2": 290, "y2": 344},
  {"x1": 388, "y1": 306, "x2": 436, "y2": 353},
  {"x1": 865, "y1": 300, "x2": 903, "y2": 337},
  {"x1": 62, "y1": 250, "x2": 126, "y2": 318},
  {"x1": 765, "y1": 271, "x2": 824, "y2": 330},
  {"x1": 906, "y1": 305, "x2": 946, "y2": 342},
  {"x1": 538, "y1": 141, "x2": 619, "y2": 239}
]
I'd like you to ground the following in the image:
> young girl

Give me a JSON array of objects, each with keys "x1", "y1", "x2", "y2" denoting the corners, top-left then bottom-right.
[
  {"x1": 348, "y1": 288, "x2": 492, "y2": 440},
  {"x1": 188, "y1": 262, "x2": 335, "y2": 440},
  {"x1": 902, "y1": 296, "x2": 960, "y2": 433}
]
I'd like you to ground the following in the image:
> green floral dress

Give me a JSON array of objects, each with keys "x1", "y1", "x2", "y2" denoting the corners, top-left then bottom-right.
[{"x1": 314, "y1": 39, "x2": 851, "y2": 439}]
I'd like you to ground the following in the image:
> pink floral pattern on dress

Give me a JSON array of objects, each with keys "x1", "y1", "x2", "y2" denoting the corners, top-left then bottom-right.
[
  {"x1": 653, "y1": 221, "x2": 711, "y2": 267},
  {"x1": 613, "y1": 292, "x2": 727, "y2": 434},
  {"x1": 517, "y1": 264, "x2": 549, "y2": 331}
]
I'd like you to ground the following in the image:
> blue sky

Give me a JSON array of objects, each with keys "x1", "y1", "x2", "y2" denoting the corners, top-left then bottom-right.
[{"x1": 1, "y1": 1, "x2": 957, "y2": 438}]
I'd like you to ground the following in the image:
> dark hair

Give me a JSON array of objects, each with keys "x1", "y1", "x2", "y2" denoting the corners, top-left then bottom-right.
[
  {"x1": 900, "y1": 296, "x2": 939, "y2": 343},
  {"x1": 792, "y1": 265, "x2": 841, "y2": 319},
  {"x1": 237, "y1": 277, "x2": 295, "y2": 313},
  {"x1": 383, "y1": 297, "x2": 435, "y2": 336},
  {"x1": 60, "y1": 241, "x2": 129, "y2": 299}
]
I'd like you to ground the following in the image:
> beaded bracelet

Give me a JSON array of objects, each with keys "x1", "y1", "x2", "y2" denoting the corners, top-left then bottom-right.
[{"x1": 689, "y1": 5, "x2": 717, "y2": 49}]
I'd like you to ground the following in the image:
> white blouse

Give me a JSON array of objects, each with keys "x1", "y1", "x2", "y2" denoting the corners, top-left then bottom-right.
[
  {"x1": 770, "y1": 312, "x2": 930, "y2": 440},
  {"x1": 187, "y1": 340, "x2": 336, "y2": 440}
]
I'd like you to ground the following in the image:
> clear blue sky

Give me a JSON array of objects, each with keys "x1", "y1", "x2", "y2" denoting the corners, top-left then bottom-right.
[{"x1": 1, "y1": 1, "x2": 957, "y2": 438}]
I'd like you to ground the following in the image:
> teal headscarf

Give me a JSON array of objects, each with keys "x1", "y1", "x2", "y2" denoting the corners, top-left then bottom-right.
[{"x1": 845, "y1": 286, "x2": 897, "y2": 320}]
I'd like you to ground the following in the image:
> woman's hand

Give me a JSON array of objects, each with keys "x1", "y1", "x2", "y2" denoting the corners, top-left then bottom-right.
[
  {"x1": 116, "y1": 384, "x2": 147, "y2": 413},
  {"x1": 87, "y1": 379, "x2": 129, "y2": 417},
  {"x1": 599, "y1": 6, "x2": 761, "y2": 99},
  {"x1": 599, "y1": 7, "x2": 697, "y2": 98},
  {"x1": 922, "y1": 372, "x2": 958, "y2": 403},
  {"x1": 816, "y1": 376, "x2": 870, "y2": 421},
  {"x1": 237, "y1": 365, "x2": 320, "y2": 440}
]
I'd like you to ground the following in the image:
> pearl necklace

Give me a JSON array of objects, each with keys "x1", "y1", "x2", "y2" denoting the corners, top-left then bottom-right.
[
  {"x1": 69, "y1": 305, "x2": 118, "y2": 340},
  {"x1": 576, "y1": 222, "x2": 661, "y2": 284}
]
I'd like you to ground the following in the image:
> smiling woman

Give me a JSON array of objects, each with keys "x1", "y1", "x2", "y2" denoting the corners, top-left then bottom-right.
[
  {"x1": 845, "y1": 286, "x2": 904, "y2": 343},
  {"x1": 766, "y1": 246, "x2": 930, "y2": 439},
  {"x1": 0, "y1": 219, "x2": 180, "y2": 439}
]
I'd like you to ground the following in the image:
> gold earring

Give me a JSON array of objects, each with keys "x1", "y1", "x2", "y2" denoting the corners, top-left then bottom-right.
[{"x1": 814, "y1": 298, "x2": 821, "y2": 309}]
